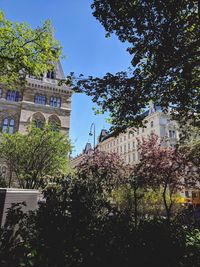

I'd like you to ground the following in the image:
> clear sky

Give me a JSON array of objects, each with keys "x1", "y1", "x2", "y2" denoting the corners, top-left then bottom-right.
[{"x1": 0, "y1": 0, "x2": 131, "y2": 156}]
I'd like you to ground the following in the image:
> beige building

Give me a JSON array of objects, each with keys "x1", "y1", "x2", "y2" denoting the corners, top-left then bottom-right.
[
  {"x1": 0, "y1": 62, "x2": 72, "y2": 177},
  {"x1": 97, "y1": 105, "x2": 179, "y2": 164}
]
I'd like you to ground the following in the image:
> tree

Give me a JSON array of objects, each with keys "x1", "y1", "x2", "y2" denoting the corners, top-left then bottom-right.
[
  {"x1": 77, "y1": 150, "x2": 130, "y2": 194},
  {"x1": 0, "y1": 124, "x2": 71, "y2": 189},
  {"x1": 1, "y1": 176, "x2": 200, "y2": 267},
  {"x1": 134, "y1": 133, "x2": 198, "y2": 221},
  {"x1": 73, "y1": 1, "x2": 200, "y2": 132},
  {"x1": 180, "y1": 127, "x2": 200, "y2": 168},
  {"x1": 0, "y1": 10, "x2": 61, "y2": 86}
]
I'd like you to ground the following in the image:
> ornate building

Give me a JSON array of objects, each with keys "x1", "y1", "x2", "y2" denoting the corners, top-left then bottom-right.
[
  {"x1": 0, "y1": 62, "x2": 72, "y2": 177},
  {"x1": 97, "y1": 105, "x2": 179, "y2": 164},
  {"x1": 71, "y1": 105, "x2": 179, "y2": 168}
]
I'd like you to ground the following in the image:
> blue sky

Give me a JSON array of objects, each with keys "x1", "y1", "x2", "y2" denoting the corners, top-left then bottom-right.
[{"x1": 1, "y1": 0, "x2": 131, "y2": 156}]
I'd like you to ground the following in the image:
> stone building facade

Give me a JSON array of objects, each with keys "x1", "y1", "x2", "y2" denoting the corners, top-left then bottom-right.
[
  {"x1": 0, "y1": 62, "x2": 72, "y2": 178},
  {"x1": 97, "y1": 105, "x2": 179, "y2": 164}
]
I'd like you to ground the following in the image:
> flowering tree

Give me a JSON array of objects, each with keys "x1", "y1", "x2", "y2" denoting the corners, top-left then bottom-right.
[
  {"x1": 135, "y1": 134, "x2": 198, "y2": 221},
  {"x1": 77, "y1": 150, "x2": 130, "y2": 194}
]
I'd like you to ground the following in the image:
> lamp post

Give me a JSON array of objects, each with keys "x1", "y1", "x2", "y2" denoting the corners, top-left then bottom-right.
[{"x1": 89, "y1": 123, "x2": 96, "y2": 151}]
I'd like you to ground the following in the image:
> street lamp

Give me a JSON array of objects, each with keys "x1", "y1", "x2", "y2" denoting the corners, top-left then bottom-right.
[{"x1": 89, "y1": 123, "x2": 96, "y2": 151}]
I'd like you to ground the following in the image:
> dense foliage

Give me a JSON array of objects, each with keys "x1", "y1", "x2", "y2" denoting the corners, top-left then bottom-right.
[
  {"x1": 134, "y1": 133, "x2": 199, "y2": 221},
  {"x1": 0, "y1": 124, "x2": 71, "y2": 188},
  {"x1": 73, "y1": 1, "x2": 200, "y2": 132},
  {"x1": 0, "y1": 175, "x2": 200, "y2": 267},
  {"x1": 77, "y1": 150, "x2": 130, "y2": 192},
  {"x1": 0, "y1": 10, "x2": 61, "y2": 86}
]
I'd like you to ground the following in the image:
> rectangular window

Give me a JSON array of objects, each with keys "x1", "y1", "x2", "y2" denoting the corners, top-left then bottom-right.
[
  {"x1": 169, "y1": 130, "x2": 176, "y2": 138},
  {"x1": 185, "y1": 191, "x2": 189, "y2": 198},
  {"x1": 124, "y1": 144, "x2": 126, "y2": 152},
  {"x1": 132, "y1": 141, "x2": 135, "y2": 149}
]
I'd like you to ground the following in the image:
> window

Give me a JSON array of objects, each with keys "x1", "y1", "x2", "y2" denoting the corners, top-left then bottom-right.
[
  {"x1": 2, "y1": 118, "x2": 15, "y2": 133},
  {"x1": 53, "y1": 97, "x2": 57, "y2": 107},
  {"x1": 35, "y1": 119, "x2": 43, "y2": 129},
  {"x1": 142, "y1": 128, "x2": 145, "y2": 133},
  {"x1": 133, "y1": 153, "x2": 136, "y2": 161},
  {"x1": 6, "y1": 90, "x2": 20, "y2": 102},
  {"x1": 57, "y1": 98, "x2": 61, "y2": 108},
  {"x1": 1, "y1": 166, "x2": 7, "y2": 178},
  {"x1": 137, "y1": 129, "x2": 139, "y2": 135},
  {"x1": 192, "y1": 191, "x2": 197, "y2": 198},
  {"x1": 0, "y1": 88, "x2": 2, "y2": 98},
  {"x1": 185, "y1": 191, "x2": 189, "y2": 198},
  {"x1": 50, "y1": 96, "x2": 54, "y2": 106},
  {"x1": 2, "y1": 118, "x2": 8, "y2": 132},
  {"x1": 124, "y1": 144, "x2": 126, "y2": 152},
  {"x1": 34, "y1": 95, "x2": 46, "y2": 105},
  {"x1": 169, "y1": 130, "x2": 176, "y2": 138},
  {"x1": 132, "y1": 141, "x2": 135, "y2": 149},
  {"x1": 124, "y1": 135, "x2": 126, "y2": 141},
  {"x1": 9, "y1": 119, "x2": 15, "y2": 134},
  {"x1": 50, "y1": 96, "x2": 61, "y2": 108},
  {"x1": 128, "y1": 143, "x2": 130, "y2": 150},
  {"x1": 151, "y1": 121, "x2": 154, "y2": 128},
  {"x1": 47, "y1": 71, "x2": 56, "y2": 79}
]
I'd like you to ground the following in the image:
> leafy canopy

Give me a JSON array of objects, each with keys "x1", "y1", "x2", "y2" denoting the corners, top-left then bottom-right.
[
  {"x1": 0, "y1": 10, "x2": 61, "y2": 86},
  {"x1": 74, "y1": 1, "x2": 200, "y2": 132},
  {"x1": 0, "y1": 124, "x2": 72, "y2": 189}
]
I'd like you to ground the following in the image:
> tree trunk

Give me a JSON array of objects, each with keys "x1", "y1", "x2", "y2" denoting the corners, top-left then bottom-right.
[
  {"x1": 133, "y1": 185, "x2": 138, "y2": 228},
  {"x1": 163, "y1": 183, "x2": 171, "y2": 223}
]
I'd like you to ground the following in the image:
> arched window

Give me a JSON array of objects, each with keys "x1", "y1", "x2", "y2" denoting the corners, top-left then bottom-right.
[
  {"x1": 32, "y1": 112, "x2": 45, "y2": 129},
  {"x1": 35, "y1": 119, "x2": 43, "y2": 129},
  {"x1": 48, "y1": 115, "x2": 61, "y2": 131},
  {"x1": 2, "y1": 118, "x2": 9, "y2": 132},
  {"x1": 2, "y1": 118, "x2": 15, "y2": 133}
]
